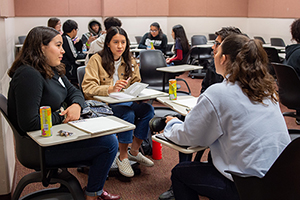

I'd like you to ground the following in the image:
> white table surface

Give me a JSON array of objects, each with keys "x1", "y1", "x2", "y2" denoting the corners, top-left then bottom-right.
[
  {"x1": 156, "y1": 95, "x2": 198, "y2": 116},
  {"x1": 156, "y1": 64, "x2": 202, "y2": 73},
  {"x1": 152, "y1": 134, "x2": 206, "y2": 154},
  {"x1": 27, "y1": 116, "x2": 135, "y2": 147}
]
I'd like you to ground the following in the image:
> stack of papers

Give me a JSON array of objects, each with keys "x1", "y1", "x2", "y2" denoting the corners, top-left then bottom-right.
[
  {"x1": 109, "y1": 82, "x2": 149, "y2": 100},
  {"x1": 68, "y1": 117, "x2": 127, "y2": 134}
]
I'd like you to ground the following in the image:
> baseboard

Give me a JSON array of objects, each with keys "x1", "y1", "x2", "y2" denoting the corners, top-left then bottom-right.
[{"x1": 0, "y1": 193, "x2": 11, "y2": 200}]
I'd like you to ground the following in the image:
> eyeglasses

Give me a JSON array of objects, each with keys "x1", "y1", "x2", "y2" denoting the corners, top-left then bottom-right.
[
  {"x1": 214, "y1": 41, "x2": 221, "y2": 47},
  {"x1": 150, "y1": 29, "x2": 158, "y2": 33}
]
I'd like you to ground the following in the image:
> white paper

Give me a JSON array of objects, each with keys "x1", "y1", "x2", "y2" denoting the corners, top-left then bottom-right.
[
  {"x1": 68, "y1": 117, "x2": 127, "y2": 134},
  {"x1": 172, "y1": 98, "x2": 198, "y2": 109}
]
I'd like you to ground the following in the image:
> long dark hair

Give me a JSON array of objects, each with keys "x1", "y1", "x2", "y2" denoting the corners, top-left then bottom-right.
[
  {"x1": 172, "y1": 24, "x2": 190, "y2": 53},
  {"x1": 148, "y1": 22, "x2": 163, "y2": 40},
  {"x1": 47, "y1": 17, "x2": 60, "y2": 29},
  {"x1": 8, "y1": 26, "x2": 65, "y2": 79},
  {"x1": 99, "y1": 26, "x2": 132, "y2": 78},
  {"x1": 222, "y1": 35, "x2": 277, "y2": 104}
]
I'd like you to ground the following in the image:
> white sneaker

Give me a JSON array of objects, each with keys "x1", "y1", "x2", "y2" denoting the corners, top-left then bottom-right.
[
  {"x1": 116, "y1": 157, "x2": 134, "y2": 177},
  {"x1": 128, "y1": 150, "x2": 154, "y2": 167}
]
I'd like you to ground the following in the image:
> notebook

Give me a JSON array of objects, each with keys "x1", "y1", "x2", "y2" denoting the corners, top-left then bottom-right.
[
  {"x1": 109, "y1": 82, "x2": 149, "y2": 100},
  {"x1": 68, "y1": 117, "x2": 128, "y2": 134}
]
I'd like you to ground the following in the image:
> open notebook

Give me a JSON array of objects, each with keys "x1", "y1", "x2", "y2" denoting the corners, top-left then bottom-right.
[
  {"x1": 172, "y1": 97, "x2": 198, "y2": 110},
  {"x1": 68, "y1": 117, "x2": 128, "y2": 134},
  {"x1": 109, "y1": 82, "x2": 149, "y2": 100}
]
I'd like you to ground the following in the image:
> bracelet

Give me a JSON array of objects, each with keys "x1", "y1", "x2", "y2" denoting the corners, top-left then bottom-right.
[{"x1": 86, "y1": 42, "x2": 90, "y2": 47}]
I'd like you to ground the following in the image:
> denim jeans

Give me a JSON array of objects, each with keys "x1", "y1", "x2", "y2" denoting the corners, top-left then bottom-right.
[
  {"x1": 45, "y1": 134, "x2": 118, "y2": 196},
  {"x1": 171, "y1": 161, "x2": 240, "y2": 200},
  {"x1": 110, "y1": 102, "x2": 154, "y2": 143}
]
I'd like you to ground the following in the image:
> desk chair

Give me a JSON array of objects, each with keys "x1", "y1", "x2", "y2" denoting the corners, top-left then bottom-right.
[
  {"x1": 77, "y1": 65, "x2": 86, "y2": 91},
  {"x1": 225, "y1": 136, "x2": 300, "y2": 200},
  {"x1": 270, "y1": 38, "x2": 286, "y2": 47},
  {"x1": 139, "y1": 50, "x2": 191, "y2": 95},
  {"x1": 263, "y1": 47, "x2": 284, "y2": 77},
  {"x1": 135, "y1": 36, "x2": 142, "y2": 44},
  {"x1": 18, "y1": 36, "x2": 26, "y2": 44},
  {"x1": 254, "y1": 36, "x2": 266, "y2": 44},
  {"x1": 191, "y1": 35, "x2": 207, "y2": 46},
  {"x1": 188, "y1": 46, "x2": 212, "y2": 79},
  {"x1": 272, "y1": 63, "x2": 300, "y2": 132},
  {"x1": 0, "y1": 94, "x2": 85, "y2": 200},
  {"x1": 208, "y1": 33, "x2": 217, "y2": 41}
]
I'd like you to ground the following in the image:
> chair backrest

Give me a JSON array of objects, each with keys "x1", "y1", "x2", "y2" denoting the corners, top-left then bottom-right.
[
  {"x1": 189, "y1": 46, "x2": 212, "y2": 66},
  {"x1": 0, "y1": 94, "x2": 40, "y2": 169},
  {"x1": 208, "y1": 33, "x2": 217, "y2": 41},
  {"x1": 139, "y1": 50, "x2": 170, "y2": 88},
  {"x1": 254, "y1": 36, "x2": 266, "y2": 44},
  {"x1": 228, "y1": 137, "x2": 300, "y2": 200},
  {"x1": 77, "y1": 66, "x2": 86, "y2": 90},
  {"x1": 135, "y1": 36, "x2": 142, "y2": 44},
  {"x1": 18, "y1": 35, "x2": 26, "y2": 44},
  {"x1": 191, "y1": 35, "x2": 207, "y2": 46},
  {"x1": 270, "y1": 38, "x2": 286, "y2": 47},
  {"x1": 263, "y1": 47, "x2": 281, "y2": 63},
  {"x1": 272, "y1": 63, "x2": 300, "y2": 110}
]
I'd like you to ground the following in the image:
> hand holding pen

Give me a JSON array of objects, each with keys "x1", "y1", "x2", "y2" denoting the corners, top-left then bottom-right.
[{"x1": 110, "y1": 77, "x2": 131, "y2": 93}]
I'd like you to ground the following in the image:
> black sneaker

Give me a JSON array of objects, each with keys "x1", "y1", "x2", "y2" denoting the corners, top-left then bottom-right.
[{"x1": 159, "y1": 186, "x2": 175, "y2": 200}]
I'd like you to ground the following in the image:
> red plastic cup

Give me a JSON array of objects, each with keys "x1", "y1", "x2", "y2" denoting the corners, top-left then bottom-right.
[{"x1": 152, "y1": 140, "x2": 162, "y2": 160}]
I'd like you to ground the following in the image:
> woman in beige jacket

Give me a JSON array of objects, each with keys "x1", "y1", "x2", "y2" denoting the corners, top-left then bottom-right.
[{"x1": 82, "y1": 27, "x2": 155, "y2": 178}]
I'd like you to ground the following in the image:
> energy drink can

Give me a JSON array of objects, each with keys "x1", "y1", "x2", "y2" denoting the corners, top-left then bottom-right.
[
  {"x1": 40, "y1": 106, "x2": 53, "y2": 137},
  {"x1": 169, "y1": 79, "x2": 177, "y2": 100}
]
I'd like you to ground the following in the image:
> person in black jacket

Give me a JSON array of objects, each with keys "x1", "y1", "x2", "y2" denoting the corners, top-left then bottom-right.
[
  {"x1": 61, "y1": 19, "x2": 86, "y2": 86},
  {"x1": 7, "y1": 26, "x2": 120, "y2": 200},
  {"x1": 286, "y1": 18, "x2": 300, "y2": 78},
  {"x1": 138, "y1": 22, "x2": 168, "y2": 54}
]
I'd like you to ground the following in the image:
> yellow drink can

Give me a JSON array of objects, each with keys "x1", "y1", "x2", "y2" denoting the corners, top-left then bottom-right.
[
  {"x1": 169, "y1": 79, "x2": 177, "y2": 100},
  {"x1": 40, "y1": 106, "x2": 53, "y2": 137}
]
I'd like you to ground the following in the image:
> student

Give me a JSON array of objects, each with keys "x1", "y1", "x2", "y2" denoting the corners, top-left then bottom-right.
[
  {"x1": 166, "y1": 24, "x2": 190, "y2": 65},
  {"x1": 286, "y1": 18, "x2": 300, "y2": 78},
  {"x1": 61, "y1": 19, "x2": 86, "y2": 86},
  {"x1": 163, "y1": 35, "x2": 291, "y2": 200},
  {"x1": 158, "y1": 26, "x2": 243, "y2": 200},
  {"x1": 85, "y1": 17, "x2": 122, "y2": 65},
  {"x1": 82, "y1": 27, "x2": 155, "y2": 177},
  {"x1": 7, "y1": 26, "x2": 120, "y2": 200},
  {"x1": 81, "y1": 19, "x2": 102, "y2": 49},
  {"x1": 138, "y1": 22, "x2": 168, "y2": 54},
  {"x1": 47, "y1": 17, "x2": 62, "y2": 35}
]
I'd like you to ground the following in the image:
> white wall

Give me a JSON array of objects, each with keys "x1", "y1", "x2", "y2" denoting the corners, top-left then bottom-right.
[
  {"x1": 13, "y1": 17, "x2": 296, "y2": 46},
  {"x1": 0, "y1": 17, "x2": 16, "y2": 196}
]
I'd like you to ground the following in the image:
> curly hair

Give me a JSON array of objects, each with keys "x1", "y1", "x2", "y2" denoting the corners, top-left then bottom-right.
[
  {"x1": 8, "y1": 26, "x2": 65, "y2": 79},
  {"x1": 290, "y1": 18, "x2": 300, "y2": 43},
  {"x1": 99, "y1": 26, "x2": 132, "y2": 78},
  {"x1": 222, "y1": 35, "x2": 278, "y2": 104}
]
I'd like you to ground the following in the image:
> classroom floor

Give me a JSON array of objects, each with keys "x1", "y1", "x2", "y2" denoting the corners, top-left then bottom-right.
[{"x1": 13, "y1": 71, "x2": 298, "y2": 200}]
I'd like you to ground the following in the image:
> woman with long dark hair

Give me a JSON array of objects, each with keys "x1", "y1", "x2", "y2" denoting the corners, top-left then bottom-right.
[
  {"x1": 82, "y1": 26, "x2": 155, "y2": 178},
  {"x1": 163, "y1": 35, "x2": 290, "y2": 200},
  {"x1": 138, "y1": 22, "x2": 168, "y2": 53},
  {"x1": 47, "y1": 17, "x2": 62, "y2": 34},
  {"x1": 8, "y1": 26, "x2": 120, "y2": 200},
  {"x1": 166, "y1": 24, "x2": 190, "y2": 65}
]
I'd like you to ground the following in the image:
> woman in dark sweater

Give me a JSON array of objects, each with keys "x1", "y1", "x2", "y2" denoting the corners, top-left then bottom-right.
[
  {"x1": 7, "y1": 26, "x2": 120, "y2": 200},
  {"x1": 138, "y1": 22, "x2": 168, "y2": 54}
]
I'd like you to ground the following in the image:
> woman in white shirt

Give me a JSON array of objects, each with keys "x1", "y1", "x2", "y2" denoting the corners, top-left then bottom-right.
[{"x1": 163, "y1": 35, "x2": 291, "y2": 200}]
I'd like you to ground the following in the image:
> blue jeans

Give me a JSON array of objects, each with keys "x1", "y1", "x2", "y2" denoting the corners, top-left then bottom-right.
[
  {"x1": 110, "y1": 102, "x2": 154, "y2": 143},
  {"x1": 171, "y1": 161, "x2": 239, "y2": 200},
  {"x1": 45, "y1": 134, "x2": 118, "y2": 196}
]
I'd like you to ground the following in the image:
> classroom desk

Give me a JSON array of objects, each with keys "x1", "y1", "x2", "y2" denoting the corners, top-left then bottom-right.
[
  {"x1": 156, "y1": 95, "x2": 198, "y2": 116},
  {"x1": 27, "y1": 115, "x2": 135, "y2": 186},
  {"x1": 152, "y1": 133, "x2": 206, "y2": 154},
  {"x1": 75, "y1": 59, "x2": 86, "y2": 66},
  {"x1": 27, "y1": 116, "x2": 135, "y2": 147},
  {"x1": 156, "y1": 64, "x2": 203, "y2": 92},
  {"x1": 94, "y1": 88, "x2": 168, "y2": 104},
  {"x1": 192, "y1": 44, "x2": 214, "y2": 48},
  {"x1": 263, "y1": 44, "x2": 286, "y2": 53}
]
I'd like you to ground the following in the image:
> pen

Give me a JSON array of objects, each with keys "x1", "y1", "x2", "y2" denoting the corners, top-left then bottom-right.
[{"x1": 118, "y1": 77, "x2": 131, "y2": 92}]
